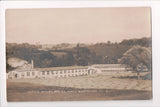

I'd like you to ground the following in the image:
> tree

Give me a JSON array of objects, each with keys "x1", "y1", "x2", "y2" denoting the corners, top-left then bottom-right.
[
  {"x1": 75, "y1": 45, "x2": 91, "y2": 66},
  {"x1": 119, "y1": 45, "x2": 151, "y2": 79},
  {"x1": 120, "y1": 37, "x2": 151, "y2": 47},
  {"x1": 107, "y1": 41, "x2": 111, "y2": 45},
  {"x1": 6, "y1": 63, "x2": 15, "y2": 73},
  {"x1": 65, "y1": 52, "x2": 75, "y2": 66}
]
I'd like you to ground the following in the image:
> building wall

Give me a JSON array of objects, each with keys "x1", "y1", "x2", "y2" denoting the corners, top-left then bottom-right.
[
  {"x1": 7, "y1": 68, "x2": 89, "y2": 79},
  {"x1": 7, "y1": 70, "x2": 40, "y2": 79},
  {"x1": 40, "y1": 68, "x2": 89, "y2": 78},
  {"x1": 7, "y1": 64, "x2": 129, "y2": 79},
  {"x1": 88, "y1": 64, "x2": 128, "y2": 74}
]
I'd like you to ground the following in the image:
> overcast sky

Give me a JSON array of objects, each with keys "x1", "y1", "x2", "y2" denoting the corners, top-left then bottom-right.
[{"x1": 6, "y1": 7, "x2": 151, "y2": 44}]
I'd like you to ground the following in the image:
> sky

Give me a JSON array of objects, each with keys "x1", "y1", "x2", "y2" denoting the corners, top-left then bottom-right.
[{"x1": 6, "y1": 7, "x2": 151, "y2": 44}]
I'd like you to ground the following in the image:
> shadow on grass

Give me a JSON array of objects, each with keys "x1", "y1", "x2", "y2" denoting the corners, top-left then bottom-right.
[
  {"x1": 112, "y1": 73, "x2": 152, "y2": 80},
  {"x1": 112, "y1": 72, "x2": 151, "y2": 80}
]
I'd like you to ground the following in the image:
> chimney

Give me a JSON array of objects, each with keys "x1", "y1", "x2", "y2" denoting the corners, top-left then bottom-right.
[{"x1": 31, "y1": 59, "x2": 34, "y2": 69}]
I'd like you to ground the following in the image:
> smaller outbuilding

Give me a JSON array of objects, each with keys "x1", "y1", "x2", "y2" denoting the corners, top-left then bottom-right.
[{"x1": 87, "y1": 64, "x2": 129, "y2": 75}]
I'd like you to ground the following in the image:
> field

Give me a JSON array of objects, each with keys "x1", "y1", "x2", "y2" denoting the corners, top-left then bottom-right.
[{"x1": 7, "y1": 72, "x2": 152, "y2": 101}]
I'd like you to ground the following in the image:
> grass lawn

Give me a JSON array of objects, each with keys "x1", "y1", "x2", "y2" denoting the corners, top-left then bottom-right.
[{"x1": 7, "y1": 72, "x2": 152, "y2": 101}]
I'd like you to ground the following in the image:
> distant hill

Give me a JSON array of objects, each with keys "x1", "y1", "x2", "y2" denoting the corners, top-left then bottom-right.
[
  {"x1": 87, "y1": 44, "x2": 131, "y2": 58},
  {"x1": 6, "y1": 37, "x2": 151, "y2": 69},
  {"x1": 86, "y1": 37, "x2": 151, "y2": 58}
]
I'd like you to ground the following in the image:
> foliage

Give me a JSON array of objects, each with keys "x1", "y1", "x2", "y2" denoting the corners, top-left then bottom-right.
[
  {"x1": 6, "y1": 37, "x2": 151, "y2": 70},
  {"x1": 119, "y1": 45, "x2": 151, "y2": 72},
  {"x1": 120, "y1": 37, "x2": 151, "y2": 47}
]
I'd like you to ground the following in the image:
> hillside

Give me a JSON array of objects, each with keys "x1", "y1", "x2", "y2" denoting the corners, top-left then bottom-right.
[
  {"x1": 6, "y1": 37, "x2": 151, "y2": 69},
  {"x1": 87, "y1": 44, "x2": 131, "y2": 57}
]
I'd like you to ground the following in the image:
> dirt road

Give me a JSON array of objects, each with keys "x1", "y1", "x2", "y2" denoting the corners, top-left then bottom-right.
[{"x1": 7, "y1": 82, "x2": 152, "y2": 102}]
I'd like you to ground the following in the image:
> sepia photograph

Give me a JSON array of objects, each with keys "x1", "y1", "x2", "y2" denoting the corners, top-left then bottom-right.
[{"x1": 5, "y1": 7, "x2": 152, "y2": 102}]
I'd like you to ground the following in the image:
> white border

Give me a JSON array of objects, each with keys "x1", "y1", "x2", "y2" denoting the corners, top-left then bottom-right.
[{"x1": 1, "y1": 1, "x2": 160, "y2": 107}]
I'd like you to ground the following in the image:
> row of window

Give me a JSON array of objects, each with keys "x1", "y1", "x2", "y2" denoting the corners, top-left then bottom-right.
[
  {"x1": 43, "y1": 73, "x2": 88, "y2": 77},
  {"x1": 101, "y1": 68, "x2": 126, "y2": 71},
  {"x1": 59, "y1": 73, "x2": 87, "y2": 77},
  {"x1": 95, "y1": 66, "x2": 126, "y2": 68},
  {"x1": 41, "y1": 69, "x2": 88, "y2": 75},
  {"x1": 27, "y1": 72, "x2": 35, "y2": 76},
  {"x1": 20, "y1": 72, "x2": 36, "y2": 77},
  {"x1": 9, "y1": 69, "x2": 88, "y2": 77},
  {"x1": 12, "y1": 71, "x2": 88, "y2": 77},
  {"x1": 42, "y1": 71, "x2": 88, "y2": 76}
]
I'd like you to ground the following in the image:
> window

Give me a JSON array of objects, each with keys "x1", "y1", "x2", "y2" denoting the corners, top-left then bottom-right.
[
  {"x1": 52, "y1": 71, "x2": 54, "y2": 74},
  {"x1": 32, "y1": 72, "x2": 35, "y2": 76},
  {"x1": 15, "y1": 74, "x2": 18, "y2": 78},
  {"x1": 21, "y1": 73, "x2": 24, "y2": 77},
  {"x1": 27, "y1": 72, "x2": 30, "y2": 76},
  {"x1": 42, "y1": 72, "x2": 45, "y2": 75},
  {"x1": 47, "y1": 71, "x2": 50, "y2": 75}
]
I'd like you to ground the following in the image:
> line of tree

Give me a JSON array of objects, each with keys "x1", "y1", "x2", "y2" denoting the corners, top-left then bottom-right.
[
  {"x1": 6, "y1": 37, "x2": 151, "y2": 70},
  {"x1": 119, "y1": 37, "x2": 151, "y2": 47}
]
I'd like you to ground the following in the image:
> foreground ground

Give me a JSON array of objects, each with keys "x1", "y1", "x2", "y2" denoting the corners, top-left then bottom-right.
[{"x1": 7, "y1": 72, "x2": 152, "y2": 101}]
